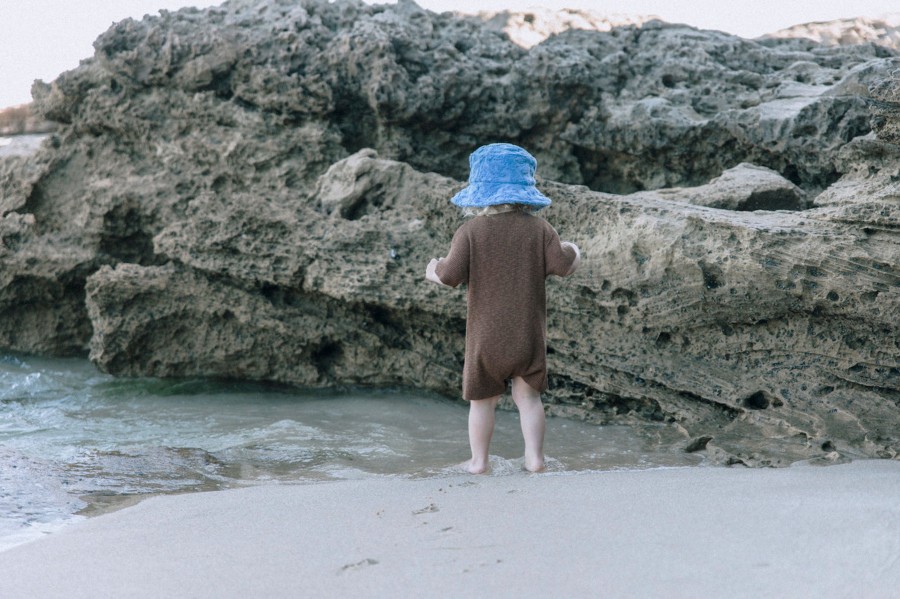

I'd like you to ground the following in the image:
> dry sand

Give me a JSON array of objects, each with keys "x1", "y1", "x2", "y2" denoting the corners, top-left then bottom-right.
[{"x1": 0, "y1": 460, "x2": 898, "y2": 598}]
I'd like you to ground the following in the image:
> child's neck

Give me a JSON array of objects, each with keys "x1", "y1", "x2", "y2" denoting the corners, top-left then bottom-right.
[{"x1": 480, "y1": 204, "x2": 533, "y2": 216}]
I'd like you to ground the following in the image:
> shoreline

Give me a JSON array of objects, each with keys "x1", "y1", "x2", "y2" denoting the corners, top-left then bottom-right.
[{"x1": 1, "y1": 460, "x2": 898, "y2": 598}]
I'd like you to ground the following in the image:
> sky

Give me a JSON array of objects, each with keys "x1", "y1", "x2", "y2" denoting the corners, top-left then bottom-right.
[{"x1": 1, "y1": 0, "x2": 898, "y2": 108}]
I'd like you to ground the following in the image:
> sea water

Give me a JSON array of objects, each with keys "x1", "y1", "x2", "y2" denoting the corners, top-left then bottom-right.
[
  {"x1": 0, "y1": 134, "x2": 47, "y2": 158},
  {"x1": 0, "y1": 353, "x2": 701, "y2": 550}
]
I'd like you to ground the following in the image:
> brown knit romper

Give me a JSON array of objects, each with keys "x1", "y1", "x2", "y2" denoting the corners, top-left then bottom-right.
[{"x1": 435, "y1": 210, "x2": 577, "y2": 401}]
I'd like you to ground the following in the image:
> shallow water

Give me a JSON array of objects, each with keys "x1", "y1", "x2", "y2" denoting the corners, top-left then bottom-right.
[
  {"x1": 0, "y1": 134, "x2": 47, "y2": 158},
  {"x1": 0, "y1": 354, "x2": 701, "y2": 550}
]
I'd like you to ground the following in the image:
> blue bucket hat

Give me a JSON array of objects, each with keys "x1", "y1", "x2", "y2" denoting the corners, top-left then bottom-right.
[{"x1": 450, "y1": 143, "x2": 552, "y2": 210}]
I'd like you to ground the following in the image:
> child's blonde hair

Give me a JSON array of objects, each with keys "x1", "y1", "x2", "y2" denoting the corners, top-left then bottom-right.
[{"x1": 463, "y1": 203, "x2": 537, "y2": 217}]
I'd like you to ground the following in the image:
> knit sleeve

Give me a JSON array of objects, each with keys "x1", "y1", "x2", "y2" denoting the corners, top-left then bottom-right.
[
  {"x1": 544, "y1": 222, "x2": 577, "y2": 277},
  {"x1": 434, "y1": 225, "x2": 470, "y2": 287}
]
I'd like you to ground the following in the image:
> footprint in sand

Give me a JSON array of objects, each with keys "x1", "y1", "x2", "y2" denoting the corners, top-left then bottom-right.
[
  {"x1": 338, "y1": 558, "x2": 379, "y2": 574},
  {"x1": 413, "y1": 502, "x2": 439, "y2": 515}
]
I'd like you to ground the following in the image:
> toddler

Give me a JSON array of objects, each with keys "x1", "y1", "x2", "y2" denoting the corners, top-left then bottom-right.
[{"x1": 425, "y1": 143, "x2": 581, "y2": 473}]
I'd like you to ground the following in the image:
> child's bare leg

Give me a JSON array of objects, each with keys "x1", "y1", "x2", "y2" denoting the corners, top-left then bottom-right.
[
  {"x1": 511, "y1": 377, "x2": 546, "y2": 472},
  {"x1": 465, "y1": 396, "x2": 500, "y2": 474}
]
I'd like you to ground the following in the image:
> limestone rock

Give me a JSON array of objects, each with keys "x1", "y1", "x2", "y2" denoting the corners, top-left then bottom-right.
[
  {"x1": 761, "y1": 15, "x2": 900, "y2": 50},
  {"x1": 81, "y1": 148, "x2": 900, "y2": 466},
  {"x1": 469, "y1": 8, "x2": 656, "y2": 49},
  {"x1": 868, "y1": 72, "x2": 900, "y2": 143},
  {"x1": 87, "y1": 152, "x2": 466, "y2": 396},
  {"x1": 472, "y1": 10, "x2": 900, "y2": 53},
  {"x1": 1, "y1": 0, "x2": 899, "y2": 464},
  {"x1": 0, "y1": 210, "x2": 96, "y2": 354},
  {"x1": 636, "y1": 163, "x2": 808, "y2": 211},
  {"x1": 20, "y1": 0, "x2": 899, "y2": 193}
]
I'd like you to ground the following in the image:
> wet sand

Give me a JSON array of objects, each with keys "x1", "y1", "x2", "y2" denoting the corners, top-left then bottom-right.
[{"x1": 0, "y1": 460, "x2": 898, "y2": 598}]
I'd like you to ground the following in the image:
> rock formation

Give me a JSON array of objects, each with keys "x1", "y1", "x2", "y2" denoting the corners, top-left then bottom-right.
[
  {"x1": 633, "y1": 163, "x2": 809, "y2": 211},
  {"x1": 1, "y1": 0, "x2": 898, "y2": 465},
  {"x1": 470, "y1": 10, "x2": 900, "y2": 52},
  {"x1": 761, "y1": 14, "x2": 900, "y2": 50},
  {"x1": 469, "y1": 8, "x2": 656, "y2": 49}
]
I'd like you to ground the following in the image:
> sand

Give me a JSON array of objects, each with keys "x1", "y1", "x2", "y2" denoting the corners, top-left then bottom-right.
[{"x1": 0, "y1": 460, "x2": 898, "y2": 598}]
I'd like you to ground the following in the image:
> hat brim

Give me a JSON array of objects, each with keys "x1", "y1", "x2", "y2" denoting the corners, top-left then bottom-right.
[{"x1": 450, "y1": 182, "x2": 552, "y2": 209}]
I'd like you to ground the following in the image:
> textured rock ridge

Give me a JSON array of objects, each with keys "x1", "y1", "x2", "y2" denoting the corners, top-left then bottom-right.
[
  {"x1": 80, "y1": 145, "x2": 900, "y2": 466},
  {"x1": 633, "y1": 163, "x2": 809, "y2": 211},
  {"x1": 469, "y1": 8, "x2": 656, "y2": 49},
  {"x1": 1, "y1": 0, "x2": 898, "y2": 465},
  {"x1": 23, "y1": 0, "x2": 898, "y2": 193},
  {"x1": 467, "y1": 10, "x2": 900, "y2": 52},
  {"x1": 761, "y1": 14, "x2": 900, "y2": 50}
]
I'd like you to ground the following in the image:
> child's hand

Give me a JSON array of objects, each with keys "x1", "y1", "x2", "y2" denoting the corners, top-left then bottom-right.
[
  {"x1": 561, "y1": 241, "x2": 581, "y2": 276},
  {"x1": 425, "y1": 258, "x2": 447, "y2": 285}
]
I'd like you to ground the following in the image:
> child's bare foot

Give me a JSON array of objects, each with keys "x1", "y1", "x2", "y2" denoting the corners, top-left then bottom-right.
[
  {"x1": 460, "y1": 459, "x2": 489, "y2": 474},
  {"x1": 524, "y1": 456, "x2": 545, "y2": 473}
]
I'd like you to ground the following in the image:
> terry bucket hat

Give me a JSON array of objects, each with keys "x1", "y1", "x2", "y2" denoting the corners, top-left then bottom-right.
[{"x1": 450, "y1": 143, "x2": 552, "y2": 210}]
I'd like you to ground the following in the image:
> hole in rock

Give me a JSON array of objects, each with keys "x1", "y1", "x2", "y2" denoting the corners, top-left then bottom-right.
[
  {"x1": 210, "y1": 72, "x2": 234, "y2": 99},
  {"x1": 211, "y1": 174, "x2": 241, "y2": 194},
  {"x1": 364, "y1": 303, "x2": 411, "y2": 350},
  {"x1": 806, "y1": 266, "x2": 825, "y2": 277},
  {"x1": 611, "y1": 288, "x2": 637, "y2": 305},
  {"x1": 21, "y1": 180, "x2": 47, "y2": 217},
  {"x1": 99, "y1": 204, "x2": 160, "y2": 265},
  {"x1": 736, "y1": 189, "x2": 806, "y2": 211},
  {"x1": 631, "y1": 245, "x2": 649, "y2": 266},
  {"x1": 453, "y1": 39, "x2": 472, "y2": 53},
  {"x1": 698, "y1": 260, "x2": 724, "y2": 289},
  {"x1": 333, "y1": 93, "x2": 379, "y2": 155},
  {"x1": 342, "y1": 188, "x2": 386, "y2": 221},
  {"x1": 571, "y1": 146, "x2": 645, "y2": 195},
  {"x1": 742, "y1": 391, "x2": 771, "y2": 410},
  {"x1": 775, "y1": 280, "x2": 795, "y2": 290},
  {"x1": 549, "y1": 375, "x2": 666, "y2": 422},
  {"x1": 259, "y1": 285, "x2": 305, "y2": 308},
  {"x1": 843, "y1": 335, "x2": 866, "y2": 351},
  {"x1": 813, "y1": 385, "x2": 835, "y2": 397},
  {"x1": 782, "y1": 164, "x2": 801, "y2": 186},
  {"x1": 311, "y1": 341, "x2": 343, "y2": 375}
]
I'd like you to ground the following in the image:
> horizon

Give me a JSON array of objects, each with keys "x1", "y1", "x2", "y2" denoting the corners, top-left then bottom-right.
[{"x1": 1, "y1": 0, "x2": 899, "y2": 109}]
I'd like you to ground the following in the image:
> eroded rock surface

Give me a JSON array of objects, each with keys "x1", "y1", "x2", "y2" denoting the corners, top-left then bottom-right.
[
  {"x1": 761, "y1": 15, "x2": 900, "y2": 50},
  {"x1": 1, "y1": 0, "x2": 898, "y2": 465},
  {"x1": 634, "y1": 163, "x2": 808, "y2": 211},
  {"x1": 20, "y1": 0, "x2": 899, "y2": 193},
  {"x1": 470, "y1": 8, "x2": 655, "y2": 49},
  {"x1": 80, "y1": 146, "x2": 900, "y2": 466}
]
